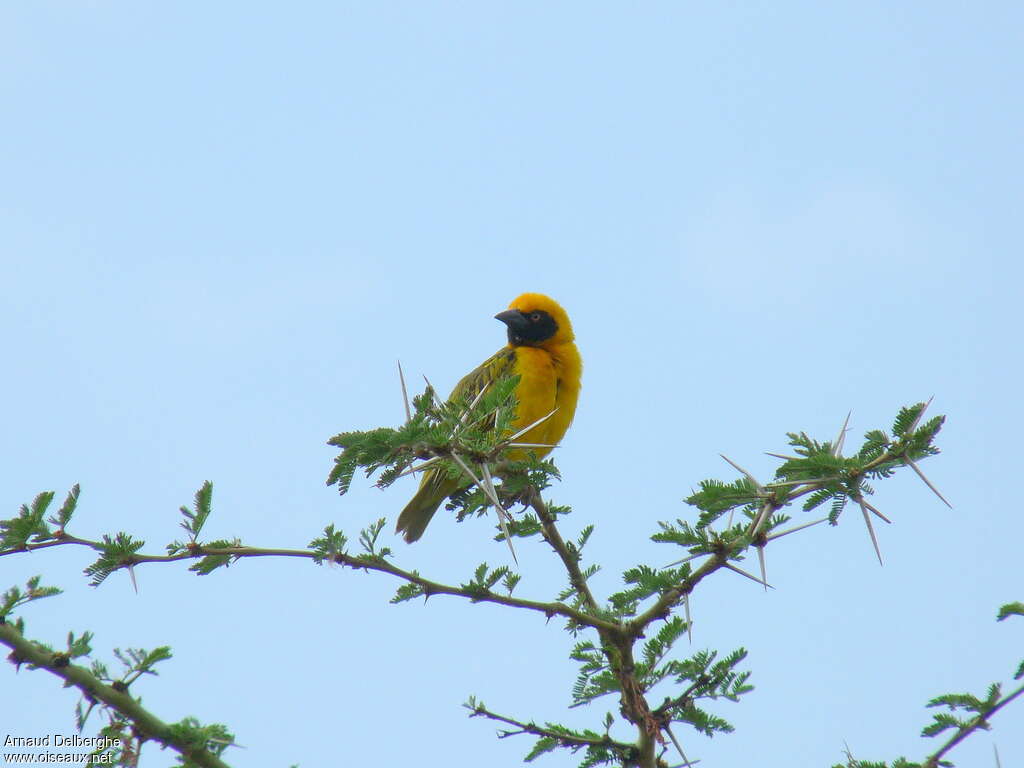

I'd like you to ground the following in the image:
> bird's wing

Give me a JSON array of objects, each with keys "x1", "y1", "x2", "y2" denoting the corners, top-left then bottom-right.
[
  {"x1": 448, "y1": 346, "x2": 517, "y2": 406},
  {"x1": 395, "y1": 346, "x2": 518, "y2": 543}
]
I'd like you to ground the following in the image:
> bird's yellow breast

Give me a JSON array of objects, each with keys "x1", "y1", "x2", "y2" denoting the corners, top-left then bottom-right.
[{"x1": 508, "y1": 341, "x2": 582, "y2": 457}]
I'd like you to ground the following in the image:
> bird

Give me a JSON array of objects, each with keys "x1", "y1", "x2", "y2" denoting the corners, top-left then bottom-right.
[{"x1": 395, "y1": 293, "x2": 582, "y2": 543}]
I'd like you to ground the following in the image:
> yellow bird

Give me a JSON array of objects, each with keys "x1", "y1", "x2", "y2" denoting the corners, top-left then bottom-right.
[{"x1": 395, "y1": 293, "x2": 582, "y2": 543}]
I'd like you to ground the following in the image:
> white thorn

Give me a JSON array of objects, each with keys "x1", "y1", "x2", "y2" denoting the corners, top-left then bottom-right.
[
  {"x1": 457, "y1": 380, "x2": 492, "y2": 429},
  {"x1": 833, "y1": 411, "x2": 851, "y2": 457},
  {"x1": 906, "y1": 395, "x2": 934, "y2": 434},
  {"x1": 766, "y1": 517, "x2": 829, "y2": 541},
  {"x1": 481, "y1": 462, "x2": 518, "y2": 565},
  {"x1": 664, "y1": 724, "x2": 694, "y2": 768},
  {"x1": 857, "y1": 497, "x2": 884, "y2": 566},
  {"x1": 449, "y1": 452, "x2": 517, "y2": 565},
  {"x1": 393, "y1": 456, "x2": 442, "y2": 480},
  {"x1": 757, "y1": 546, "x2": 767, "y2": 592},
  {"x1": 684, "y1": 593, "x2": 692, "y2": 643},
  {"x1": 503, "y1": 408, "x2": 559, "y2": 444},
  {"x1": 764, "y1": 477, "x2": 833, "y2": 488},
  {"x1": 749, "y1": 503, "x2": 773, "y2": 537},
  {"x1": 422, "y1": 375, "x2": 444, "y2": 408},
  {"x1": 663, "y1": 552, "x2": 710, "y2": 569},
  {"x1": 860, "y1": 498, "x2": 893, "y2": 524},
  {"x1": 724, "y1": 562, "x2": 773, "y2": 589},
  {"x1": 398, "y1": 360, "x2": 412, "y2": 423},
  {"x1": 450, "y1": 452, "x2": 486, "y2": 496},
  {"x1": 906, "y1": 457, "x2": 952, "y2": 509},
  {"x1": 719, "y1": 454, "x2": 763, "y2": 491}
]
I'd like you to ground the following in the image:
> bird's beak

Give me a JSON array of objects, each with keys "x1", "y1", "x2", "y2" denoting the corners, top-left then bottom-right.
[{"x1": 494, "y1": 309, "x2": 528, "y2": 332}]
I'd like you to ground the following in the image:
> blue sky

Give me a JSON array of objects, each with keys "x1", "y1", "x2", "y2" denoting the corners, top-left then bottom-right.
[{"x1": 2, "y1": 2, "x2": 1022, "y2": 766}]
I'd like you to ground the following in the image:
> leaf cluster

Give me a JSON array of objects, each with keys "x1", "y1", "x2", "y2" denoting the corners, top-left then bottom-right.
[
  {"x1": 0, "y1": 485, "x2": 79, "y2": 552},
  {"x1": 1, "y1": 575, "x2": 62, "y2": 626},
  {"x1": 460, "y1": 562, "x2": 520, "y2": 601},
  {"x1": 681, "y1": 402, "x2": 945, "y2": 539},
  {"x1": 165, "y1": 482, "x2": 246, "y2": 576},
  {"x1": 83, "y1": 533, "x2": 146, "y2": 587},
  {"x1": 570, "y1": 623, "x2": 750, "y2": 737},
  {"x1": 465, "y1": 697, "x2": 635, "y2": 768},
  {"x1": 325, "y1": 378, "x2": 564, "y2": 540},
  {"x1": 327, "y1": 377, "x2": 519, "y2": 493},
  {"x1": 833, "y1": 601, "x2": 1023, "y2": 768},
  {"x1": 608, "y1": 565, "x2": 691, "y2": 618}
]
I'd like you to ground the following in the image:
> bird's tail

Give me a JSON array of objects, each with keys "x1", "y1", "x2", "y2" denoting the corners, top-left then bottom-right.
[{"x1": 395, "y1": 469, "x2": 455, "y2": 543}]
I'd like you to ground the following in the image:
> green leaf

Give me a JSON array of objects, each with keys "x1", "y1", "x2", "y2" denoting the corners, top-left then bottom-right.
[
  {"x1": 684, "y1": 478, "x2": 760, "y2": 527},
  {"x1": 391, "y1": 580, "x2": 426, "y2": 604},
  {"x1": 358, "y1": 518, "x2": 391, "y2": 561},
  {"x1": 164, "y1": 717, "x2": 234, "y2": 760},
  {"x1": 639, "y1": 616, "x2": 688, "y2": 677},
  {"x1": 524, "y1": 736, "x2": 558, "y2": 762},
  {"x1": 921, "y1": 711, "x2": 963, "y2": 737},
  {"x1": 893, "y1": 402, "x2": 928, "y2": 437},
  {"x1": 179, "y1": 481, "x2": 213, "y2": 539},
  {"x1": 309, "y1": 524, "x2": 348, "y2": 564},
  {"x1": 1, "y1": 491, "x2": 55, "y2": 551},
  {"x1": 858, "y1": 430, "x2": 890, "y2": 460},
  {"x1": 66, "y1": 630, "x2": 94, "y2": 659},
  {"x1": 83, "y1": 533, "x2": 146, "y2": 587},
  {"x1": 1, "y1": 576, "x2": 62, "y2": 619},
  {"x1": 609, "y1": 564, "x2": 689, "y2": 618},
  {"x1": 188, "y1": 539, "x2": 242, "y2": 575},
  {"x1": 50, "y1": 484, "x2": 80, "y2": 528},
  {"x1": 997, "y1": 602, "x2": 1024, "y2": 621}
]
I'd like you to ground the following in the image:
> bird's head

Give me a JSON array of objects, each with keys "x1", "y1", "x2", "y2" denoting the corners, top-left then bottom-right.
[{"x1": 495, "y1": 293, "x2": 574, "y2": 348}]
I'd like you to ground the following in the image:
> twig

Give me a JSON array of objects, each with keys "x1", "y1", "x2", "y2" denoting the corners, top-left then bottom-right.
[
  {"x1": 525, "y1": 487, "x2": 600, "y2": 615},
  {"x1": 466, "y1": 701, "x2": 635, "y2": 758},
  {"x1": 0, "y1": 623, "x2": 232, "y2": 768},
  {"x1": 2, "y1": 535, "x2": 622, "y2": 633},
  {"x1": 923, "y1": 682, "x2": 1024, "y2": 768}
]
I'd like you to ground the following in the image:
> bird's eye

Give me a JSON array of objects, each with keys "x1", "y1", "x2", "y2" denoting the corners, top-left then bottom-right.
[{"x1": 530, "y1": 312, "x2": 541, "y2": 322}]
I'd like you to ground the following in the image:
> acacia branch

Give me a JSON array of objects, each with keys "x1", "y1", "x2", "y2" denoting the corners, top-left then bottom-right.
[
  {"x1": 466, "y1": 700, "x2": 635, "y2": 758},
  {"x1": 522, "y1": 486, "x2": 667, "y2": 765},
  {"x1": 0, "y1": 622, "x2": 231, "y2": 768},
  {"x1": 629, "y1": 550, "x2": 731, "y2": 638},
  {"x1": 328, "y1": 548, "x2": 622, "y2": 633},
  {"x1": 630, "y1": 436, "x2": 941, "y2": 638},
  {"x1": 526, "y1": 487, "x2": 602, "y2": 616},
  {"x1": 922, "y1": 682, "x2": 1024, "y2": 768},
  {"x1": 652, "y1": 676, "x2": 712, "y2": 719},
  {"x1": 1, "y1": 535, "x2": 622, "y2": 635}
]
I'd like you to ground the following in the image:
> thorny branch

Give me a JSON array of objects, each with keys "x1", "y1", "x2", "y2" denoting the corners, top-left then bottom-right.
[
  {"x1": 921, "y1": 682, "x2": 1024, "y2": 768},
  {"x1": 0, "y1": 532, "x2": 622, "y2": 635},
  {"x1": 0, "y1": 622, "x2": 231, "y2": 768},
  {"x1": 466, "y1": 700, "x2": 636, "y2": 760}
]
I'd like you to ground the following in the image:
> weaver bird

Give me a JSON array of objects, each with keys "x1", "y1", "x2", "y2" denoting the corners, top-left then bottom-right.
[{"x1": 395, "y1": 293, "x2": 582, "y2": 543}]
